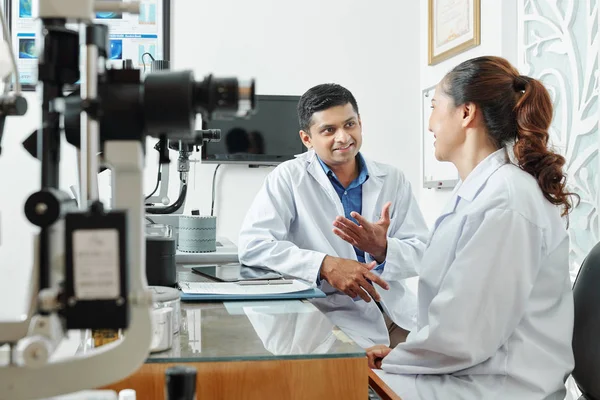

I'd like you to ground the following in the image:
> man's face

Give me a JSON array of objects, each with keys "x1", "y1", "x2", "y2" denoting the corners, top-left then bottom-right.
[{"x1": 299, "y1": 103, "x2": 362, "y2": 167}]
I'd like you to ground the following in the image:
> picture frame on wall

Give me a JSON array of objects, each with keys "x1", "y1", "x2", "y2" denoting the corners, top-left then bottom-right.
[{"x1": 428, "y1": 0, "x2": 481, "y2": 65}]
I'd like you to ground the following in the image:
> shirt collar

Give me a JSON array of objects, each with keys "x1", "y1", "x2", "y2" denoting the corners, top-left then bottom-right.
[
  {"x1": 317, "y1": 153, "x2": 369, "y2": 185},
  {"x1": 457, "y1": 148, "x2": 509, "y2": 202}
]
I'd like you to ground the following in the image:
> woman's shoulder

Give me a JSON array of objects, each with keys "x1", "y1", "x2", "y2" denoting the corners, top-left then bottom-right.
[{"x1": 475, "y1": 164, "x2": 565, "y2": 231}]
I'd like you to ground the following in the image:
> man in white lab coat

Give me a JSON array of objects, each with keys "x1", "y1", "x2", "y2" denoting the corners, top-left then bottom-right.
[{"x1": 238, "y1": 84, "x2": 429, "y2": 348}]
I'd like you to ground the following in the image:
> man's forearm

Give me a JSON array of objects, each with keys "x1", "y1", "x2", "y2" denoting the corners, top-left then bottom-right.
[{"x1": 240, "y1": 238, "x2": 328, "y2": 284}]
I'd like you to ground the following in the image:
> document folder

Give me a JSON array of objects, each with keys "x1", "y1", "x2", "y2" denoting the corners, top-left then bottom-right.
[{"x1": 178, "y1": 280, "x2": 326, "y2": 301}]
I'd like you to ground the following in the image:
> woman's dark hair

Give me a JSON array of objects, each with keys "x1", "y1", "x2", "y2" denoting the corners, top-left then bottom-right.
[
  {"x1": 297, "y1": 83, "x2": 359, "y2": 133},
  {"x1": 443, "y1": 55, "x2": 577, "y2": 216}
]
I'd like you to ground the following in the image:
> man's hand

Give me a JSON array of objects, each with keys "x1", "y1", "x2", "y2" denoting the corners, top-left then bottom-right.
[
  {"x1": 332, "y1": 202, "x2": 392, "y2": 263},
  {"x1": 366, "y1": 345, "x2": 392, "y2": 369},
  {"x1": 320, "y1": 256, "x2": 389, "y2": 302}
]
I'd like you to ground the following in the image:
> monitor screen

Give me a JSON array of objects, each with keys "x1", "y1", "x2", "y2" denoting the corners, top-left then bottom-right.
[
  {"x1": 5, "y1": 0, "x2": 171, "y2": 89},
  {"x1": 201, "y1": 95, "x2": 306, "y2": 165}
]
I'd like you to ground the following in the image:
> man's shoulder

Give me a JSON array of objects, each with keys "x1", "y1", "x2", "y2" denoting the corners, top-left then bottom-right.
[
  {"x1": 268, "y1": 151, "x2": 313, "y2": 180},
  {"x1": 362, "y1": 155, "x2": 407, "y2": 182},
  {"x1": 280, "y1": 151, "x2": 313, "y2": 171}
]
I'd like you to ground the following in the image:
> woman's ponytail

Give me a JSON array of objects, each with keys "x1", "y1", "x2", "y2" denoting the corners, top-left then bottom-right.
[
  {"x1": 443, "y1": 56, "x2": 578, "y2": 217},
  {"x1": 512, "y1": 76, "x2": 577, "y2": 216}
]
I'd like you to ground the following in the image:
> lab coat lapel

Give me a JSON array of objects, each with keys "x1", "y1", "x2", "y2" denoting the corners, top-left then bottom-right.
[
  {"x1": 305, "y1": 152, "x2": 343, "y2": 212},
  {"x1": 361, "y1": 157, "x2": 386, "y2": 223},
  {"x1": 431, "y1": 150, "x2": 508, "y2": 233},
  {"x1": 362, "y1": 175, "x2": 383, "y2": 223},
  {"x1": 432, "y1": 184, "x2": 461, "y2": 231}
]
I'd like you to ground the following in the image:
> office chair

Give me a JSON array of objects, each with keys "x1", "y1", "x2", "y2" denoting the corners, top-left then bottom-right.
[{"x1": 572, "y1": 241, "x2": 600, "y2": 400}]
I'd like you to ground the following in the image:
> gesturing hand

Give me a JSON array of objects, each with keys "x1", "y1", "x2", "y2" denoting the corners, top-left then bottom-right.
[
  {"x1": 320, "y1": 256, "x2": 389, "y2": 302},
  {"x1": 333, "y1": 202, "x2": 392, "y2": 263},
  {"x1": 366, "y1": 344, "x2": 392, "y2": 369}
]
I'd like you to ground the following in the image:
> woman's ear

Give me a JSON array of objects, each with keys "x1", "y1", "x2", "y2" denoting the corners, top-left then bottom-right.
[{"x1": 461, "y1": 102, "x2": 478, "y2": 128}]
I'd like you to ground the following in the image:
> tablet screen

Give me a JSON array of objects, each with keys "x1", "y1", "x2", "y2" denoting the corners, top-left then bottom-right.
[{"x1": 191, "y1": 264, "x2": 283, "y2": 282}]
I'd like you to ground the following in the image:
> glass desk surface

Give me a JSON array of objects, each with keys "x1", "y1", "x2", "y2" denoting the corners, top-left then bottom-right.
[{"x1": 146, "y1": 268, "x2": 365, "y2": 363}]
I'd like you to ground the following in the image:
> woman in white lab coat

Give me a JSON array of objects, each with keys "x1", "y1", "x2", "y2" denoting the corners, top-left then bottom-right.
[{"x1": 365, "y1": 56, "x2": 577, "y2": 399}]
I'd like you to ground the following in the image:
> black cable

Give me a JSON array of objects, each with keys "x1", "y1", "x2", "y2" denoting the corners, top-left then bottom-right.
[
  {"x1": 145, "y1": 216, "x2": 156, "y2": 224},
  {"x1": 211, "y1": 164, "x2": 221, "y2": 217},
  {"x1": 141, "y1": 52, "x2": 155, "y2": 74},
  {"x1": 147, "y1": 184, "x2": 188, "y2": 215},
  {"x1": 145, "y1": 162, "x2": 162, "y2": 200}
]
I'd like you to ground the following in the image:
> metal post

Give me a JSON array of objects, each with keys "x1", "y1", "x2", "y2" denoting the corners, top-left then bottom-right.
[{"x1": 79, "y1": 25, "x2": 100, "y2": 208}]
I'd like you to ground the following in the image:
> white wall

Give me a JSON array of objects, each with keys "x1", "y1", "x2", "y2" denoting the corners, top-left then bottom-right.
[
  {"x1": 0, "y1": 1, "x2": 422, "y2": 317},
  {"x1": 170, "y1": 0, "x2": 422, "y2": 242},
  {"x1": 417, "y1": 0, "x2": 518, "y2": 226}
]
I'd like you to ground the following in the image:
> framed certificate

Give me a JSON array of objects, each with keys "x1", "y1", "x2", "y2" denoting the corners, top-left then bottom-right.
[{"x1": 428, "y1": 0, "x2": 480, "y2": 65}]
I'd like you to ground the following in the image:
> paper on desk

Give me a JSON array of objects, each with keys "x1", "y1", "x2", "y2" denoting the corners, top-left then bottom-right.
[{"x1": 179, "y1": 280, "x2": 312, "y2": 295}]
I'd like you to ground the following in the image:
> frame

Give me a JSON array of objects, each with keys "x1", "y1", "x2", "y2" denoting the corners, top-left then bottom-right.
[
  {"x1": 3, "y1": 0, "x2": 171, "y2": 91},
  {"x1": 428, "y1": 0, "x2": 480, "y2": 65}
]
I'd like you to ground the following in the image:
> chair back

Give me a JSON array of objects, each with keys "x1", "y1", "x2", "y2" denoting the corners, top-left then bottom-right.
[{"x1": 572, "y1": 242, "x2": 600, "y2": 400}]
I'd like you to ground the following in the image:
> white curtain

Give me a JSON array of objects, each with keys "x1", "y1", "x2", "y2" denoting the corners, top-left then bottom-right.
[{"x1": 518, "y1": 0, "x2": 600, "y2": 399}]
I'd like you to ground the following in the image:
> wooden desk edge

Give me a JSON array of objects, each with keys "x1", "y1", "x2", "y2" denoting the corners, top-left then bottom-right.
[
  {"x1": 103, "y1": 357, "x2": 368, "y2": 400},
  {"x1": 368, "y1": 368, "x2": 402, "y2": 400}
]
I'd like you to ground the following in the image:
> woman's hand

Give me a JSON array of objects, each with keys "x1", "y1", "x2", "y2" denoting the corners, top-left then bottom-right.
[{"x1": 366, "y1": 344, "x2": 392, "y2": 369}]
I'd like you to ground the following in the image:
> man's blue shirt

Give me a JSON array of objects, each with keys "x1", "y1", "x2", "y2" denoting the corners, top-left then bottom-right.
[{"x1": 317, "y1": 154, "x2": 369, "y2": 263}]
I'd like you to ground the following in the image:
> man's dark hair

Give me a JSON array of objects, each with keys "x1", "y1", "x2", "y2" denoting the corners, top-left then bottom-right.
[{"x1": 297, "y1": 83, "x2": 359, "y2": 133}]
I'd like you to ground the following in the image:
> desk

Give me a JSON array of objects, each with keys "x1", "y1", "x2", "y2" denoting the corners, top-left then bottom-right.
[
  {"x1": 368, "y1": 369, "x2": 402, "y2": 400},
  {"x1": 102, "y1": 299, "x2": 368, "y2": 399}
]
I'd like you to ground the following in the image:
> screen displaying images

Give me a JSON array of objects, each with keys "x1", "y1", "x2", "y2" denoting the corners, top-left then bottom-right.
[
  {"x1": 109, "y1": 39, "x2": 123, "y2": 60},
  {"x1": 18, "y1": 36, "x2": 35, "y2": 58},
  {"x1": 8, "y1": 0, "x2": 167, "y2": 87},
  {"x1": 19, "y1": 0, "x2": 31, "y2": 18}
]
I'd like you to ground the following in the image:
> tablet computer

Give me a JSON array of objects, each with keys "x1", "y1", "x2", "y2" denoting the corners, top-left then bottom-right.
[{"x1": 191, "y1": 263, "x2": 283, "y2": 282}]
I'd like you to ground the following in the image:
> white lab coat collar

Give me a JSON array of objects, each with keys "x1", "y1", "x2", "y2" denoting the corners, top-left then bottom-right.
[
  {"x1": 456, "y1": 148, "x2": 509, "y2": 202},
  {"x1": 432, "y1": 149, "x2": 508, "y2": 231},
  {"x1": 300, "y1": 150, "x2": 388, "y2": 222},
  {"x1": 302, "y1": 151, "x2": 341, "y2": 205},
  {"x1": 298, "y1": 149, "x2": 388, "y2": 178}
]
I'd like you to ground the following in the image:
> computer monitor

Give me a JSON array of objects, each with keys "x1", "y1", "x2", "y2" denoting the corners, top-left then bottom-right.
[{"x1": 201, "y1": 95, "x2": 306, "y2": 166}]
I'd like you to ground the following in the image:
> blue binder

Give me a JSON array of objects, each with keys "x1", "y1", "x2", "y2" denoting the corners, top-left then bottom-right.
[{"x1": 180, "y1": 287, "x2": 326, "y2": 302}]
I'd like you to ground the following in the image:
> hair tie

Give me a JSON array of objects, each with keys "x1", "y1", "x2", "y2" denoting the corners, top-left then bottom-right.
[{"x1": 513, "y1": 75, "x2": 529, "y2": 92}]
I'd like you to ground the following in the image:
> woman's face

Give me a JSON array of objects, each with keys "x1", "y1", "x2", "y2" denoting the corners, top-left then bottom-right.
[{"x1": 428, "y1": 82, "x2": 467, "y2": 162}]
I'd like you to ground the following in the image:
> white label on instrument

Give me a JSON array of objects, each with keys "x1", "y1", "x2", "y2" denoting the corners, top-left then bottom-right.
[{"x1": 73, "y1": 229, "x2": 120, "y2": 300}]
